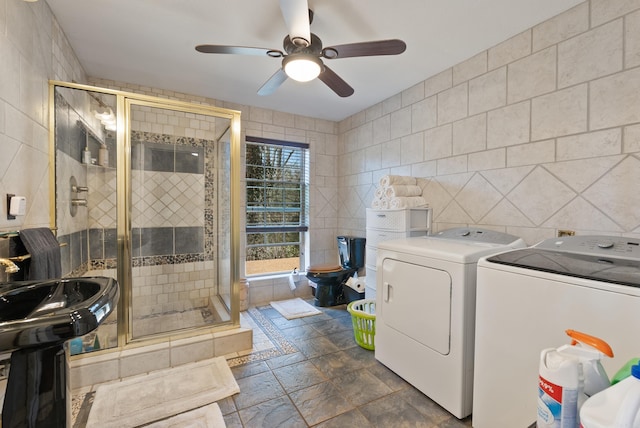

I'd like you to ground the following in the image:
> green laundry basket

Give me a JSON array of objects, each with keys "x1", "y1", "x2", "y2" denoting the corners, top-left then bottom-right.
[{"x1": 347, "y1": 299, "x2": 376, "y2": 350}]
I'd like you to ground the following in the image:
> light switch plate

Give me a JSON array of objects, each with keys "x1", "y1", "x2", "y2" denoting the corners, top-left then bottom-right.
[{"x1": 9, "y1": 196, "x2": 26, "y2": 216}]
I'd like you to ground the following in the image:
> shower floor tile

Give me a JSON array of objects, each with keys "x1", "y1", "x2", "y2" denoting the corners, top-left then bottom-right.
[{"x1": 133, "y1": 308, "x2": 207, "y2": 337}]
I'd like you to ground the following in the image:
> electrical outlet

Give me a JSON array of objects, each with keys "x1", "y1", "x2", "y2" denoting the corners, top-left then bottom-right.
[{"x1": 558, "y1": 229, "x2": 575, "y2": 237}]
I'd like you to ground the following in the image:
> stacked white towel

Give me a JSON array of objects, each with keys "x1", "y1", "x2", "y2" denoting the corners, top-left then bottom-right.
[
  {"x1": 371, "y1": 175, "x2": 428, "y2": 210},
  {"x1": 379, "y1": 175, "x2": 417, "y2": 187},
  {"x1": 384, "y1": 185, "x2": 422, "y2": 198},
  {"x1": 389, "y1": 196, "x2": 427, "y2": 209},
  {"x1": 371, "y1": 198, "x2": 390, "y2": 210}
]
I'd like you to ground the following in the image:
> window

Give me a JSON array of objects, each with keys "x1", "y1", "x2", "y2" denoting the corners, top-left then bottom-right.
[{"x1": 245, "y1": 136, "x2": 309, "y2": 276}]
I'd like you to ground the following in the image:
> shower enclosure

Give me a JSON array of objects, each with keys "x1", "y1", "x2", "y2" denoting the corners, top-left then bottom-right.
[{"x1": 50, "y1": 81, "x2": 240, "y2": 355}]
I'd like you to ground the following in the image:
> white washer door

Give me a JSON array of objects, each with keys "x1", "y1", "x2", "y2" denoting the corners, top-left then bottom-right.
[{"x1": 380, "y1": 258, "x2": 452, "y2": 355}]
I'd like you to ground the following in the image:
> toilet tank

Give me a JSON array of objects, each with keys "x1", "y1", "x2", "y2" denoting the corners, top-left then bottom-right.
[{"x1": 337, "y1": 236, "x2": 366, "y2": 269}]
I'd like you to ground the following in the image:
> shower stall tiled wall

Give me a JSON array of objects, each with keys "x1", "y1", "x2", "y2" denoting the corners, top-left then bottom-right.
[{"x1": 89, "y1": 130, "x2": 222, "y2": 331}]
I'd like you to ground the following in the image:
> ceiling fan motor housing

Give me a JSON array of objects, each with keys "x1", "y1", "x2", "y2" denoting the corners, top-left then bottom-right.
[{"x1": 283, "y1": 33, "x2": 322, "y2": 55}]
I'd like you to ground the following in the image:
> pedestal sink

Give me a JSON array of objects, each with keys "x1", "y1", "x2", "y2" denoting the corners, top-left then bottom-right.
[{"x1": 0, "y1": 276, "x2": 119, "y2": 428}]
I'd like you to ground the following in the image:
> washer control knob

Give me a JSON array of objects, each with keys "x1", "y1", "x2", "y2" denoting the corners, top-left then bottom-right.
[
  {"x1": 597, "y1": 240, "x2": 614, "y2": 249},
  {"x1": 459, "y1": 230, "x2": 471, "y2": 236}
]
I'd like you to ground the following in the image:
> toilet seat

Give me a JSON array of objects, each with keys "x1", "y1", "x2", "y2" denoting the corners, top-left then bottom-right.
[{"x1": 307, "y1": 264, "x2": 343, "y2": 273}]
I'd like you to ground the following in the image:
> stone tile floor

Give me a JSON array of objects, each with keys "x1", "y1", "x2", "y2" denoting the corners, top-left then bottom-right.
[{"x1": 221, "y1": 301, "x2": 473, "y2": 427}]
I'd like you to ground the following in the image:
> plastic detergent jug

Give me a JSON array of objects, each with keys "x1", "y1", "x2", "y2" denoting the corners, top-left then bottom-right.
[
  {"x1": 612, "y1": 359, "x2": 640, "y2": 385},
  {"x1": 580, "y1": 363, "x2": 640, "y2": 428},
  {"x1": 538, "y1": 330, "x2": 614, "y2": 428}
]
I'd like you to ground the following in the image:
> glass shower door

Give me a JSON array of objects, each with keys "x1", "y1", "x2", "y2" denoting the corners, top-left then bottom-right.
[
  {"x1": 53, "y1": 86, "x2": 119, "y2": 354},
  {"x1": 128, "y1": 102, "x2": 232, "y2": 340}
]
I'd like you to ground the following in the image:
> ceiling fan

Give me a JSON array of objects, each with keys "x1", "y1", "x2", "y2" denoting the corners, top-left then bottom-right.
[{"x1": 195, "y1": 0, "x2": 406, "y2": 97}]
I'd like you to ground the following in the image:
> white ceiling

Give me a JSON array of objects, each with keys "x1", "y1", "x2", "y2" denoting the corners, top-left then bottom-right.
[{"x1": 46, "y1": 0, "x2": 584, "y2": 122}]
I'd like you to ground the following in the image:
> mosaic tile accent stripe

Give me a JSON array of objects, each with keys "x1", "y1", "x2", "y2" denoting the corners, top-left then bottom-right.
[{"x1": 227, "y1": 306, "x2": 298, "y2": 368}]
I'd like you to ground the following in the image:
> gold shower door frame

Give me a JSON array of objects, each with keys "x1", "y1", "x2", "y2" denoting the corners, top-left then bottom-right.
[{"x1": 49, "y1": 81, "x2": 242, "y2": 351}]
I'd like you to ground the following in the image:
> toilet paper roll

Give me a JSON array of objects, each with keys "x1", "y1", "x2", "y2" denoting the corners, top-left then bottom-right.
[{"x1": 345, "y1": 277, "x2": 365, "y2": 292}]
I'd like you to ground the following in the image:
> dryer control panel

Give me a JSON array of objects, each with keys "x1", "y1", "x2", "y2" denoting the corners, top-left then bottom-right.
[{"x1": 535, "y1": 235, "x2": 640, "y2": 260}]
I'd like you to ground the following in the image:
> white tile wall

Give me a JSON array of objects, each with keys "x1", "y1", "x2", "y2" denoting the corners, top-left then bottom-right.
[
  {"x1": 626, "y1": 9, "x2": 640, "y2": 67},
  {"x1": 468, "y1": 67, "x2": 506, "y2": 115},
  {"x1": 437, "y1": 82, "x2": 468, "y2": 125},
  {"x1": 591, "y1": 0, "x2": 640, "y2": 27},
  {"x1": 453, "y1": 52, "x2": 487, "y2": 86},
  {"x1": 488, "y1": 30, "x2": 531, "y2": 69},
  {"x1": 557, "y1": 19, "x2": 623, "y2": 88},
  {"x1": 453, "y1": 114, "x2": 487, "y2": 155},
  {"x1": 0, "y1": 0, "x2": 84, "y2": 233},
  {"x1": 425, "y1": 124, "x2": 452, "y2": 160},
  {"x1": 590, "y1": 67, "x2": 640, "y2": 129},
  {"x1": 339, "y1": 0, "x2": 640, "y2": 244},
  {"x1": 533, "y1": 3, "x2": 589, "y2": 51},
  {"x1": 131, "y1": 261, "x2": 217, "y2": 318},
  {"x1": 507, "y1": 46, "x2": 556, "y2": 104},
  {"x1": 487, "y1": 101, "x2": 530, "y2": 148}
]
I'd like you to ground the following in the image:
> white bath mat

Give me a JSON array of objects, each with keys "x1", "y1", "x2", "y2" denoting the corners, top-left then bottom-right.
[
  {"x1": 145, "y1": 403, "x2": 225, "y2": 427},
  {"x1": 86, "y1": 357, "x2": 239, "y2": 428},
  {"x1": 270, "y1": 298, "x2": 321, "y2": 320}
]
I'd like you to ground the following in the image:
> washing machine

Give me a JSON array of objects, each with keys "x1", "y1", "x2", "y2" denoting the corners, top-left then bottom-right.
[
  {"x1": 375, "y1": 228, "x2": 526, "y2": 419},
  {"x1": 473, "y1": 235, "x2": 640, "y2": 428}
]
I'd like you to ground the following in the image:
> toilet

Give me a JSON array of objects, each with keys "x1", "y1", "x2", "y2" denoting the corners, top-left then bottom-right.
[{"x1": 306, "y1": 236, "x2": 366, "y2": 307}]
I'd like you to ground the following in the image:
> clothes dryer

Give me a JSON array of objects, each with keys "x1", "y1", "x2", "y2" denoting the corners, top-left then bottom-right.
[
  {"x1": 375, "y1": 228, "x2": 526, "y2": 419},
  {"x1": 473, "y1": 235, "x2": 640, "y2": 428}
]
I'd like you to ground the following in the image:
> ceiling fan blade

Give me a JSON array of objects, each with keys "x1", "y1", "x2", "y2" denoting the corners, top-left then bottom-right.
[
  {"x1": 257, "y1": 68, "x2": 288, "y2": 96},
  {"x1": 196, "y1": 45, "x2": 283, "y2": 57},
  {"x1": 322, "y1": 39, "x2": 406, "y2": 59},
  {"x1": 279, "y1": 0, "x2": 311, "y2": 47},
  {"x1": 317, "y1": 65, "x2": 354, "y2": 97}
]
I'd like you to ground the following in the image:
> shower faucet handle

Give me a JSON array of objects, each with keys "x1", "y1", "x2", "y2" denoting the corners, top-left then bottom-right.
[{"x1": 71, "y1": 185, "x2": 89, "y2": 193}]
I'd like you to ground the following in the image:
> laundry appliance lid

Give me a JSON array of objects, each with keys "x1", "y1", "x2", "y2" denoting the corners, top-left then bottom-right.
[
  {"x1": 377, "y1": 227, "x2": 526, "y2": 264},
  {"x1": 485, "y1": 235, "x2": 640, "y2": 288}
]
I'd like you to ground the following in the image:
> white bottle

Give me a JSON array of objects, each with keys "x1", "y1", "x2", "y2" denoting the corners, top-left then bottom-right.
[
  {"x1": 82, "y1": 146, "x2": 92, "y2": 164},
  {"x1": 98, "y1": 146, "x2": 109, "y2": 167},
  {"x1": 580, "y1": 363, "x2": 640, "y2": 428},
  {"x1": 538, "y1": 347, "x2": 582, "y2": 428}
]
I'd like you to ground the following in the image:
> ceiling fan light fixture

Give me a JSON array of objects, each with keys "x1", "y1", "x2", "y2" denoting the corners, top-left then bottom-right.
[{"x1": 283, "y1": 54, "x2": 322, "y2": 82}]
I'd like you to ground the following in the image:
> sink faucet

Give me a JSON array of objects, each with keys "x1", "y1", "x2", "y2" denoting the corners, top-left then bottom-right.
[{"x1": 0, "y1": 258, "x2": 19, "y2": 274}]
